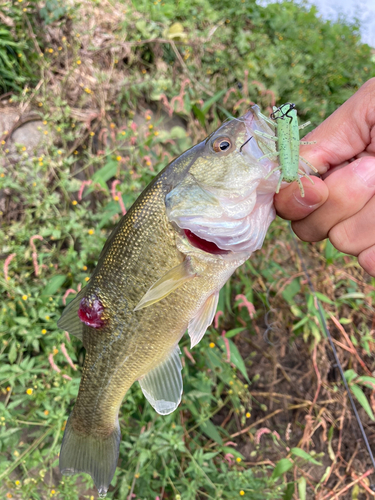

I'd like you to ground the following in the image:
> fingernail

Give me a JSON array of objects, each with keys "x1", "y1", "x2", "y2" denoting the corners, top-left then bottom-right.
[
  {"x1": 353, "y1": 157, "x2": 375, "y2": 187},
  {"x1": 293, "y1": 186, "x2": 322, "y2": 208}
]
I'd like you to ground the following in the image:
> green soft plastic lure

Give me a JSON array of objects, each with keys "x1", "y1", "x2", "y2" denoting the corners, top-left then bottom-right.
[{"x1": 254, "y1": 102, "x2": 317, "y2": 197}]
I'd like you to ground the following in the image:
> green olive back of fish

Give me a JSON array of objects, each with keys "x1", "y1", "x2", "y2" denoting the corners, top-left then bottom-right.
[{"x1": 57, "y1": 110, "x2": 278, "y2": 497}]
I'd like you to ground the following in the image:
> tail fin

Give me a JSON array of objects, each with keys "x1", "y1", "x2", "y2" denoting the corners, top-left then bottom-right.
[{"x1": 59, "y1": 415, "x2": 121, "y2": 498}]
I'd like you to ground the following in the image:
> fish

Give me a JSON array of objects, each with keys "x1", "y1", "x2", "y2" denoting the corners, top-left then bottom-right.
[{"x1": 57, "y1": 106, "x2": 279, "y2": 497}]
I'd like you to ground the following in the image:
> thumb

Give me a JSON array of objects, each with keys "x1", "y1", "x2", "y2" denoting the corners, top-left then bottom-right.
[{"x1": 274, "y1": 176, "x2": 329, "y2": 221}]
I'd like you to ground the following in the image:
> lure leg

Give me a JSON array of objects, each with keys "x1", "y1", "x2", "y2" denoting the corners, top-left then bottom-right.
[
  {"x1": 256, "y1": 111, "x2": 275, "y2": 128},
  {"x1": 254, "y1": 130, "x2": 278, "y2": 141},
  {"x1": 296, "y1": 176, "x2": 305, "y2": 197},
  {"x1": 257, "y1": 151, "x2": 280, "y2": 161},
  {"x1": 299, "y1": 156, "x2": 318, "y2": 173},
  {"x1": 298, "y1": 121, "x2": 311, "y2": 130},
  {"x1": 298, "y1": 169, "x2": 315, "y2": 185},
  {"x1": 264, "y1": 165, "x2": 281, "y2": 180},
  {"x1": 275, "y1": 173, "x2": 284, "y2": 194}
]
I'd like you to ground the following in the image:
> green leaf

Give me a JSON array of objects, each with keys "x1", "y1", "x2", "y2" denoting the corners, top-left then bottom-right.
[
  {"x1": 199, "y1": 420, "x2": 223, "y2": 445},
  {"x1": 314, "y1": 292, "x2": 334, "y2": 305},
  {"x1": 8, "y1": 342, "x2": 17, "y2": 364},
  {"x1": 283, "y1": 482, "x2": 295, "y2": 500},
  {"x1": 290, "y1": 447, "x2": 322, "y2": 465},
  {"x1": 298, "y1": 476, "x2": 306, "y2": 500},
  {"x1": 292, "y1": 316, "x2": 309, "y2": 331},
  {"x1": 41, "y1": 275, "x2": 66, "y2": 297},
  {"x1": 192, "y1": 105, "x2": 206, "y2": 128},
  {"x1": 14, "y1": 317, "x2": 30, "y2": 326},
  {"x1": 338, "y1": 292, "x2": 366, "y2": 301},
  {"x1": 272, "y1": 458, "x2": 293, "y2": 479},
  {"x1": 351, "y1": 384, "x2": 375, "y2": 421},
  {"x1": 201, "y1": 89, "x2": 227, "y2": 115},
  {"x1": 356, "y1": 376, "x2": 375, "y2": 390},
  {"x1": 90, "y1": 160, "x2": 118, "y2": 190},
  {"x1": 282, "y1": 279, "x2": 300, "y2": 303},
  {"x1": 344, "y1": 369, "x2": 358, "y2": 383},
  {"x1": 217, "y1": 337, "x2": 250, "y2": 383},
  {"x1": 224, "y1": 328, "x2": 244, "y2": 338}
]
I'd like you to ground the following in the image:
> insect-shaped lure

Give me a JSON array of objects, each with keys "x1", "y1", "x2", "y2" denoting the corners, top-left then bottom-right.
[{"x1": 254, "y1": 103, "x2": 318, "y2": 197}]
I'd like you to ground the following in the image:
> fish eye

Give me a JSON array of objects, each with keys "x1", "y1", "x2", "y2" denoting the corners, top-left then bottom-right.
[{"x1": 212, "y1": 137, "x2": 232, "y2": 153}]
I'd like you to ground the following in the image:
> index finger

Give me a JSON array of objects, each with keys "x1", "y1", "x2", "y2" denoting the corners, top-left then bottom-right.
[{"x1": 299, "y1": 78, "x2": 375, "y2": 174}]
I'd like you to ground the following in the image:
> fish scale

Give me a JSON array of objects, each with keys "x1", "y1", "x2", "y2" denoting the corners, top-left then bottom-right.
[{"x1": 57, "y1": 109, "x2": 280, "y2": 496}]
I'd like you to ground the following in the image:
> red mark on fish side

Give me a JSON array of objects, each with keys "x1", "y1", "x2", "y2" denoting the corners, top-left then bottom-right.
[
  {"x1": 184, "y1": 229, "x2": 228, "y2": 255},
  {"x1": 78, "y1": 296, "x2": 104, "y2": 328}
]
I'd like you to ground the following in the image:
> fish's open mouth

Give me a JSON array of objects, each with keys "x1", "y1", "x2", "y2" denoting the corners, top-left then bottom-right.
[{"x1": 184, "y1": 229, "x2": 229, "y2": 255}]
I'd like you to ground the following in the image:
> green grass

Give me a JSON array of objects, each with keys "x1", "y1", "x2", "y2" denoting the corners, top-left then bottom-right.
[{"x1": 1, "y1": 0, "x2": 375, "y2": 499}]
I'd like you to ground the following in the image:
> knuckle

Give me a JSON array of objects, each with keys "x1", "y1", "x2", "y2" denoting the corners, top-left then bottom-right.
[
  {"x1": 292, "y1": 221, "x2": 325, "y2": 242},
  {"x1": 358, "y1": 248, "x2": 375, "y2": 277},
  {"x1": 328, "y1": 221, "x2": 357, "y2": 255}
]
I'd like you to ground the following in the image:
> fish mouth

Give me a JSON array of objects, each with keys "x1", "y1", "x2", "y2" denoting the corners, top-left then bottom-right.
[{"x1": 183, "y1": 229, "x2": 229, "y2": 255}]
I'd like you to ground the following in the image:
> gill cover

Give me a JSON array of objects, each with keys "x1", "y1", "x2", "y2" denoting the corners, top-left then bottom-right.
[{"x1": 165, "y1": 109, "x2": 277, "y2": 254}]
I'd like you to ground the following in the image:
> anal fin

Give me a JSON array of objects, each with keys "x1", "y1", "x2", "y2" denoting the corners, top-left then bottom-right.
[
  {"x1": 139, "y1": 345, "x2": 183, "y2": 415},
  {"x1": 188, "y1": 292, "x2": 219, "y2": 348},
  {"x1": 134, "y1": 258, "x2": 196, "y2": 311}
]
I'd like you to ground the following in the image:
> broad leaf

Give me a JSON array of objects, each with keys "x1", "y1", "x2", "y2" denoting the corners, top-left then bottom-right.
[{"x1": 272, "y1": 458, "x2": 293, "y2": 479}]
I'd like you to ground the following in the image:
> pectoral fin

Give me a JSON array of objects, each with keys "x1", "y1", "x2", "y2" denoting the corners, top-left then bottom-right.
[
  {"x1": 188, "y1": 292, "x2": 219, "y2": 348},
  {"x1": 139, "y1": 345, "x2": 183, "y2": 415},
  {"x1": 134, "y1": 258, "x2": 196, "y2": 311}
]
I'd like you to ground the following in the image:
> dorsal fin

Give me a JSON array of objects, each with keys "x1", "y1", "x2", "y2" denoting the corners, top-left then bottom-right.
[{"x1": 57, "y1": 289, "x2": 86, "y2": 340}]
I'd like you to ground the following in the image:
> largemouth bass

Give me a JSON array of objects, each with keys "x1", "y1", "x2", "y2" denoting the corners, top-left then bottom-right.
[{"x1": 57, "y1": 107, "x2": 279, "y2": 496}]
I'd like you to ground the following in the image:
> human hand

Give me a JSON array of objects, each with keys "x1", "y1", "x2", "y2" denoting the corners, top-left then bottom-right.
[{"x1": 274, "y1": 78, "x2": 375, "y2": 277}]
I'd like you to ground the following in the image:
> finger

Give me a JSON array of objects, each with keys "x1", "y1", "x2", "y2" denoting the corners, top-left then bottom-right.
[
  {"x1": 274, "y1": 177, "x2": 329, "y2": 221},
  {"x1": 292, "y1": 156, "x2": 375, "y2": 242},
  {"x1": 299, "y1": 78, "x2": 375, "y2": 173},
  {"x1": 358, "y1": 245, "x2": 375, "y2": 277},
  {"x1": 328, "y1": 195, "x2": 375, "y2": 255}
]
